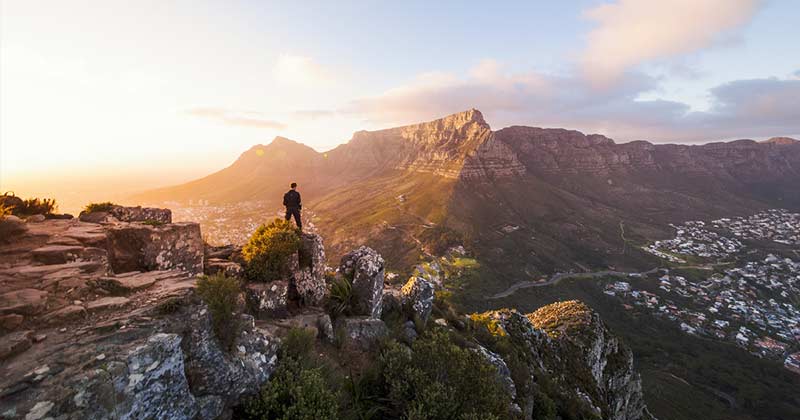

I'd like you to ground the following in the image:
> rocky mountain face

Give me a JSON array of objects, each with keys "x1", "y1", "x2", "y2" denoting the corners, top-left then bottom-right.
[
  {"x1": 135, "y1": 109, "x2": 800, "y2": 276},
  {"x1": 1, "y1": 209, "x2": 654, "y2": 420}
]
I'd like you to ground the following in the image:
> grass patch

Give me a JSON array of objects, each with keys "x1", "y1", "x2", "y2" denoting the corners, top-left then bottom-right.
[{"x1": 84, "y1": 201, "x2": 118, "y2": 213}]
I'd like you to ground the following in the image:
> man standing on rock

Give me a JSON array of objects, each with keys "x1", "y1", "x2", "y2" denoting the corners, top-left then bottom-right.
[{"x1": 283, "y1": 182, "x2": 302, "y2": 229}]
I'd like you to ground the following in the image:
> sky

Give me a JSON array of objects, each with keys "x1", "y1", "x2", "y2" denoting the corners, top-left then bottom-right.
[{"x1": 1, "y1": 0, "x2": 799, "y2": 208}]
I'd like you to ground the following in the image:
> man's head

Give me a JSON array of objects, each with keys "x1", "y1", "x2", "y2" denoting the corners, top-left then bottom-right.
[{"x1": 290, "y1": 182, "x2": 297, "y2": 189}]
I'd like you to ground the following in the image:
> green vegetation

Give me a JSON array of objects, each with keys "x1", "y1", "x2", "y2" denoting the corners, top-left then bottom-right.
[
  {"x1": 83, "y1": 201, "x2": 117, "y2": 213},
  {"x1": 527, "y1": 300, "x2": 592, "y2": 340},
  {"x1": 242, "y1": 328, "x2": 339, "y2": 420},
  {"x1": 0, "y1": 205, "x2": 10, "y2": 218},
  {"x1": 196, "y1": 274, "x2": 242, "y2": 351},
  {"x1": 483, "y1": 275, "x2": 800, "y2": 420},
  {"x1": 0, "y1": 194, "x2": 58, "y2": 217},
  {"x1": 377, "y1": 330, "x2": 510, "y2": 419},
  {"x1": 327, "y1": 275, "x2": 356, "y2": 317},
  {"x1": 417, "y1": 225, "x2": 465, "y2": 255},
  {"x1": 243, "y1": 218, "x2": 301, "y2": 282}
]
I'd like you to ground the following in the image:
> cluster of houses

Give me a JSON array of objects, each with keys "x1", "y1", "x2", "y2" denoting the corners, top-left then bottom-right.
[
  {"x1": 170, "y1": 201, "x2": 298, "y2": 245},
  {"x1": 711, "y1": 209, "x2": 800, "y2": 245},
  {"x1": 643, "y1": 220, "x2": 744, "y2": 261},
  {"x1": 605, "y1": 255, "x2": 800, "y2": 367},
  {"x1": 611, "y1": 209, "x2": 800, "y2": 374}
]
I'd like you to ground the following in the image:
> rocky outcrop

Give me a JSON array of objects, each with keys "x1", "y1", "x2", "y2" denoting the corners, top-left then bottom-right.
[
  {"x1": 79, "y1": 205, "x2": 172, "y2": 224},
  {"x1": 400, "y1": 276, "x2": 435, "y2": 323},
  {"x1": 292, "y1": 233, "x2": 327, "y2": 306},
  {"x1": 334, "y1": 317, "x2": 388, "y2": 350},
  {"x1": 472, "y1": 301, "x2": 653, "y2": 420},
  {"x1": 339, "y1": 246, "x2": 385, "y2": 319},
  {"x1": 106, "y1": 222, "x2": 204, "y2": 275}
]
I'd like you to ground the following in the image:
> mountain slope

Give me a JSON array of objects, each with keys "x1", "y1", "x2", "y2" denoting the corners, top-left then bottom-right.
[{"x1": 135, "y1": 110, "x2": 800, "y2": 274}]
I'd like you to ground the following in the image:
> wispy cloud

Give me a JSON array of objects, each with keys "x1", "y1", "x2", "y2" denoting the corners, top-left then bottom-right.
[
  {"x1": 185, "y1": 107, "x2": 287, "y2": 130},
  {"x1": 581, "y1": 0, "x2": 763, "y2": 87},
  {"x1": 346, "y1": 61, "x2": 800, "y2": 143}
]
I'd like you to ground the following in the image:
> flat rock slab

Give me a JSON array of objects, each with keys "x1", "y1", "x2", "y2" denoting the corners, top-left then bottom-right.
[
  {"x1": 44, "y1": 305, "x2": 87, "y2": 324},
  {"x1": 86, "y1": 296, "x2": 130, "y2": 312},
  {"x1": 0, "y1": 330, "x2": 33, "y2": 361},
  {"x1": 96, "y1": 271, "x2": 183, "y2": 294},
  {"x1": 0, "y1": 289, "x2": 49, "y2": 316},
  {"x1": 31, "y1": 245, "x2": 86, "y2": 265}
]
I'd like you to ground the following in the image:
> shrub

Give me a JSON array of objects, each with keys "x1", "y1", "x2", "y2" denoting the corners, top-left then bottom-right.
[
  {"x1": 378, "y1": 330, "x2": 511, "y2": 419},
  {"x1": 327, "y1": 275, "x2": 356, "y2": 317},
  {"x1": 83, "y1": 201, "x2": 117, "y2": 213},
  {"x1": 243, "y1": 357, "x2": 339, "y2": 420},
  {"x1": 242, "y1": 328, "x2": 339, "y2": 420},
  {"x1": 2, "y1": 196, "x2": 58, "y2": 217},
  {"x1": 243, "y1": 218, "x2": 301, "y2": 281},
  {"x1": 196, "y1": 274, "x2": 242, "y2": 351},
  {"x1": 0, "y1": 205, "x2": 10, "y2": 218}
]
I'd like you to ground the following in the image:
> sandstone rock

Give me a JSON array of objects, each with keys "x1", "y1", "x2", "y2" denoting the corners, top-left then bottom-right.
[
  {"x1": 340, "y1": 246, "x2": 385, "y2": 318},
  {"x1": 0, "y1": 216, "x2": 28, "y2": 242},
  {"x1": 317, "y1": 314, "x2": 334, "y2": 342},
  {"x1": 335, "y1": 317, "x2": 388, "y2": 351},
  {"x1": 401, "y1": 276, "x2": 435, "y2": 323},
  {"x1": 0, "y1": 289, "x2": 49, "y2": 316},
  {"x1": 205, "y1": 258, "x2": 243, "y2": 278},
  {"x1": 31, "y1": 245, "x2": 86, "y2": 265},
  {"x1": 182, "y1": 311, "x2": 279, "y2": 416},
  {"x1": 106, "y1": 222, "x2": 204, "y2": 275},
  {"x1": 78, "y1": 211, "x2": 117, "y2": 224},
  {"x1": 95, "y1": 270, "x2": 184, "y2": 295},
  {"x1": 120, "y1": 333, "x2": 198, "y2": 419},
  {"x1": 291, "y1": 233, "x2": 327, "y2": 305},
  {"x1": 245, "y1": 282, "x2": 289, "y2": 319},
  {"x1": 43, "y1": 304, "x2": 86, "y2": 324},
  {"x1": 25, "y1": 215, "x2": 46, "y2": 223},
  {"x1": 0, "y1": 330, "x2": 33, "y2": 361},
  {"x1": 110, "y1": 206, "x2": 172, "y2": 224},
  {"x1": 0, "y1": 314, "x2": 24, "y2": 331},
  {"x1": 473, "y1": 344, "x2": 518, "y2": 408},
  {"x1": 86, "y1": 296, "x2": 130, "y2": 312},
  {"x1": 413, "y1": 261, "x2": 443, "y2": 288}
]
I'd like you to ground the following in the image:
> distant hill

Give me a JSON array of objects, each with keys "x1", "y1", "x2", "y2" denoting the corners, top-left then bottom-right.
[{"x1": 134, "y1": 109, "x2": 800, "y2": 274}]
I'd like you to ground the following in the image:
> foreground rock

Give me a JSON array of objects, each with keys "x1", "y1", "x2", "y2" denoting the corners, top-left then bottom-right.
[
  {"x1": 334, "y1": 317, "x2": 388, "y2": 350},
  {"x1": 106, "y1": 222, "x2": 204, "y2": 275},
  {"x1": 79, "y1": 205, "x2": 172, "y2": 224},
  {"x1": 0, "y1": 293, "x2": 279, "y2": 420},
  {"x1": 401, "y1": 276, "x2": 435, "y2": 323},
  {"x1": 472, "y1": 301, "x2": 654, "y2": 420},
  {"x1": 339, "y1": 246, "x2": 385, "y2": 318}
]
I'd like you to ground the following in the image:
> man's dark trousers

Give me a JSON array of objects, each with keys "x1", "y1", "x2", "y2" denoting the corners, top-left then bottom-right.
[{"x1": 285, "y1": 207, "x2": 302, "y2": 229}]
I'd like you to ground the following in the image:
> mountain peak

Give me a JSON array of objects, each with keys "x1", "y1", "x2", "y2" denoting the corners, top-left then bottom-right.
[
  {"x1": 761, "y1": 136, "x2": 799, "y2": 145},
  {"x1": 437, "y1": 108, "x2": 487, "y2": 128}
]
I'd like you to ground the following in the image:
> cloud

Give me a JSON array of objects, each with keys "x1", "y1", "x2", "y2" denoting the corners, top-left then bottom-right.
[
  {"x1": 185, "y1": 107, "x2": 286, "y2": 129},
  {"x1": 581, "y1": 0, "x2": 762, "y2": 87},
  {"x1": 291, "y1": 109, "x2": 337, "y2": 120},
  {"x1": 273, "y1": 54, "x2": 331, "y2": 86},
  {"x1": 345, "y1": 61, "x2": 800, "y2": 143}
]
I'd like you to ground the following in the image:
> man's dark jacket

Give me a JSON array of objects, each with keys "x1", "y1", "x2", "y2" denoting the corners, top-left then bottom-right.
[{"x1": 283, "y1": 189, "x2": 301, "y2": 209}]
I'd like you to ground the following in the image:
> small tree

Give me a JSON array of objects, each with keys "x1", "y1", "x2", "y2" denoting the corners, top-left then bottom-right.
[
  {"x1": 196, "y1": 274, "x2": 242, "y2": 351},
  {"x1": 243, "y1": 218, "x2": 301, "y2": 281}
]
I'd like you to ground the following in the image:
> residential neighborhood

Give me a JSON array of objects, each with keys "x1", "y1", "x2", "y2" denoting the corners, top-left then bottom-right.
[{"x1": 614, "y1": 209, "x2": 800, "y2": 374}]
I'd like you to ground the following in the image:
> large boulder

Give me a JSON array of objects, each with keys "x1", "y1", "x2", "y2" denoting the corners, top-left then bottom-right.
[
  {"x1": 105, "y1": 223, "x2": 204, "y2": 275},
  {"x1": 291, "y1": 233, "x2": 327, "y2": 306},
  {"x1": 205, "y1": 258, "x2": 243, "y2": 278},
  {"x1": 245, "y1": 281, "x2": 290, "y2": 319},
  {"x1": 80, "y1": 206, "x2": 172, "y2": 224},
  {"x1": 0, "y1": 216, "x2": 28, "y2": 242},
  {"x1": 339, "y1": 246, "x2": 385, "y2": 319},
  {"x1": 334, "y1": 317, "x2": 388, "y2": 351},
  {"x1": 401, "y1": 276, "x2": 435, "y2": 323},
  {"x1": 0, "y1": 289, "x2": 49, "y2": 316}
]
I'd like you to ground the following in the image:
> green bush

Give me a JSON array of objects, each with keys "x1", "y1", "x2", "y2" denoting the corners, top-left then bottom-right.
[
  {"x1": 83, "y1": 201, "x2": 117, "y2": 213},
  {"x1": 378, "y1": 330, "x2": 511, "y2": 419},
  {"x1": 0, "y1": 205, "x2": 10, "y2": 218},
  {"x1": 196, "y1": 274, "x2": 242, "y2": 351},
  {"x1": 243, "y1": 357, "x2": 339, "y2": 420},
  {"x1": 327, "y1": 275, "x2": 356, "y2": 317},
  {"x1": 243, "y1": 218, "x2": 301, "y2": 281},
  {"x1": 2, "y1": 196, "x2": 58, "y2": 217}
]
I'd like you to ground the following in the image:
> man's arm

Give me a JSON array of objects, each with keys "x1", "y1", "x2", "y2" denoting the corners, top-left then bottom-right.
[
  {"x1": 283, "y1": 192, "x2": 288, "y2": 206},
  {"x1": 297, "y1": 192, "x2": 302, "y2": 210}
]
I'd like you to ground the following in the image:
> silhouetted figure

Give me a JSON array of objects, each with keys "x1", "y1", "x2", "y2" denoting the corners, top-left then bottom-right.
[{"x1": 283, "y1": 182, "x2": 302, "y2": 229}]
